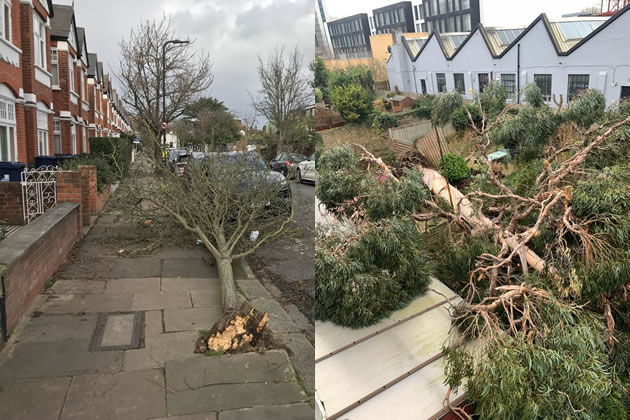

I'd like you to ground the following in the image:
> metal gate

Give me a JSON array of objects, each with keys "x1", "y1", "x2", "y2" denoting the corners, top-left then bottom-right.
[{"x1": 21, "y1": 166, "x2": 59, "y2": 224}]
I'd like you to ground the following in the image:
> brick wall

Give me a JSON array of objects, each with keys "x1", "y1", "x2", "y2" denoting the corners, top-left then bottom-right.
[
  {"x1": 0, "y1": 203, "x2": 81, "y2": 334},
  {"x1": 56, "y1": 166, "x2": 111, "y2": 226},
  {"x1": 93, "y1": 184, "x2": 111, "y2": 214},
  {"x1": 56, "y1": 170, "x2": 84, "y2": 229},
  {"x1": 0, "y1": 183, "x2": 24, "y2": 225}
]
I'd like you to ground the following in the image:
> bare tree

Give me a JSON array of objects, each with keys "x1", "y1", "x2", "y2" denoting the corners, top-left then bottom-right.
[
  {"x1": 117, "y1": 16, "x2": 213, "y2": 161},
  {"x1": 250, "y1": 45, "x2": 311, "y2": 152}
]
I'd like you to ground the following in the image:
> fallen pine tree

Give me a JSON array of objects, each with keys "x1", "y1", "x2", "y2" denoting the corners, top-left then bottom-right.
[{"x1": 316, "y1": 83, "x2": 630, "y2": 418}]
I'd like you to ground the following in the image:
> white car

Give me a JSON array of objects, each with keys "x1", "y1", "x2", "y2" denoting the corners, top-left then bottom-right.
[{"x1": 296, "y1": 153, "x2": 316, "y2": 183}]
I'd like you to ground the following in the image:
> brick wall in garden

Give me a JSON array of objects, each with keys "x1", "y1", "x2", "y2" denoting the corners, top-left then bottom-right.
[
  {"x1": 0, "y1": 203, "x2": 81, "y2": 334},
  {"x1": 56, "y1": 165, "x2": 112, "y2": 226},
  {"x1": 0, "y1": 183, "x2": 24, "y2": 225}
]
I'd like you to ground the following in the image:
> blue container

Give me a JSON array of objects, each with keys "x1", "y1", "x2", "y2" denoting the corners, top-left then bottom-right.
[
  {"x1": 0, "y1": 161, "x2": 26, "y2": 182},
  {"x1": 34, "y1": 155, "x2": 57, "y2": 168}
]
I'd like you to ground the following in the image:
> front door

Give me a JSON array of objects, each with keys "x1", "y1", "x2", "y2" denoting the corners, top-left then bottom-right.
[
  {"x1": 421, "y1": 79, "x2": 427, "y2": 94},
  {"x1": 621, "y1": 86, "x2": 630, "y2": 100},
  {"x1": 479, "y1": 73, "x2": 489, "y2": 92}
]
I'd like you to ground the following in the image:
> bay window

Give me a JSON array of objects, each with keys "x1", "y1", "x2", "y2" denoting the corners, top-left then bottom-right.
[
  {"x1": 37, "y1": 110, "x2": 49, "y2": 155},
  {"x1": 33, "y1": 13, "x2": 46, "y2": 68}
]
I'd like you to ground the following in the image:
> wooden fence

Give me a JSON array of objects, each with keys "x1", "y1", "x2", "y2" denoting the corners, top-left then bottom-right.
[
  {"x1": 388, "y1": 121, "x2": 455, "y2": 147},
  {"x1": 388, "y1": 121, "x2": 453, "y2": 168}
]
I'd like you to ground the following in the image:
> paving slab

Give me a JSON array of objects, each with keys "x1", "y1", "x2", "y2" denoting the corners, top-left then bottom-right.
[
  {"x1": 56, "y1": 258, "x2": 114, "y2": 279},
  {"x1": 231, "y1": 260, "x2": 249, "y2": 280},
  {"x1": 106, "y1": 277, "x2": 161, "y2": 293},
  {"x1": 17, "y1": 313, "x2": 97, "y2": 343},
  {"x1": 40, "y1": 293, "x2": 133, "y2": 314},
  {"x1": 132, "y1": 291, "x2": 192, "y2": 311},
  {"x1": 190, "y1": 290, "x2": 223, "y2": 308},
  {"x1": 278, "y1": 333, "x2": 315, "y2": 396},
  {"x1": 100, "y1": 313, "x2": 136, "y2": 347},
  {"x1": 0, "y1": 341, "x2": 123, "y2": 379},
  {"x1": 0, "y1": 377, "x2": 71, "y2": 420},
  {"x1": 219, "y1": 404, "x2": 314, "y2": 420},
  {"x1": 60, "y1": 369, "x2": 166, "y2": 420},
  {"x1": 151, "y1": 247, "x2": 211, "y2": 259},
  {"x1": 236, "y1": 279, "x2": 272, "y2": 300},
  {"x1": 145, "y1": 310, "x2": 163, "y2": 335},
  {"x1": 165, "y1": 350, "x2": 295, "y2": 392},
  {"x1": 167, "y1": 382, "x2": 308, "y2": 416},
  {"x1": 46, "y1": 279, "x2": 105, "y2": 295},
  {"x1": 284, "y1": 304, "x2": 312, "y2": 332},
  {"x1": 164, "y1": 308, "x2": 224, "y2": 332},
  {"x1": 103, "y1": 257, "x2": 163, "y2": 278},
  {"x1": 162, "y1": 258, "x2": 218, "y2": 278},
  {"x1": 123, "y1": 331, "x2": 201, "y2": 370},
  {"x1": 152, "y1": 414, "x2": 217, "y2": 420},
  {"x1": 162, "y1": 277, "x2": 219, "y2": 291},
  {"x1": 251, "y1": 299, "x2": 300, "y2": 333}
]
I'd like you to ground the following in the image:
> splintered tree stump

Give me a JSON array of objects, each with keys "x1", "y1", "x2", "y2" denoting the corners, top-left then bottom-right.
[{"x1": 207, "y1": 302, "x2": 269, "y2": 352}]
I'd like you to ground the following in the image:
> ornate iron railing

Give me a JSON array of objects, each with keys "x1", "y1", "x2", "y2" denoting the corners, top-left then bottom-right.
[{"x1": 21, "y1": 166, "x2": 60, "y2": 224}]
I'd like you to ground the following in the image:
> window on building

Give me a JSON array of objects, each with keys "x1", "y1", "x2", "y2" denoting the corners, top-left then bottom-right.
[
  {"x1": 621, "y1": 86, "x2": 630, "y2": 100},
  {"x1": 416, "y1": 23, "x2": 420, "y2": 32},
  {"x1": 69, "y1": 56, "x2": 75, "y2": 92},
  {"x1": 461, "y1": 0, "x2": 470, "y2": 9},
  {"x1": 71, "y1": 124, "x2": 76, "y2": 155},
  {"x1": 436, "y1": 73, "x2": 447, "y2": 93},
  {"x1": 454, "y1": 0, "x2": 460, "y2": 11},
  {"x1": 51, "y1": 49, "x2": 59, "y2": 87},
  {"x1": 479, "y1": 73, "x2": 489, "y2": 92},
  {"x1": 37, "y1": 110, "x2": 48, "y2": 155},
  {"x1": 399, "y1": 8, "x2": 405, "y2": 23},
  {"x1": 420, "y1": 5, "x2": 425, "y2": 20},
  {"x1": 447, "y1": 16, "x2": 454, "y2": 32},
  {"x1": 440, "y1": 18, "x2": 446, "y2": 33},
  {"x1": 432, "y1": 0, "x2": 438, "y2": 17},
  {"x1": 439, "y1": 0, "x2": 447, "y2": 14},
  {"x1": 369, "y1": 16, "x2": 373, "y2": 29},
  {"x1": 53, "y1": 119, "x2": 61, "y2": 154},
  {"x1": 82, "y1": 126, "x2": 87, "y2": 153},
  {"x1": 0, "y1": 0, "x2": 11, "y2": 42},
  {"x1": 501, "y1": 74, "x2": 516, "y2": 98},
  {"x1": 384, "y1": 12, "x2": 390, "y2": 25},
  {"x1": 422, "y1": 22, "x2": 428, "y2": 32},
  {"x1": 424, "y1": 2, "x2": 430, "y2": 17},
  {"x1": 414, "y1": 5, "x2": 418, "y2": 20},
  {"x1": 568, "y1": 74, "x2": 590, "y2": 101},
  {"x1": 0, "y1": 99, "x2": 16, "y2": 161},
  {"x1": 455, "y1": 15, "x2": 461, "y2": 31},
  {"x1": 534, "y1": 74, "x2": 552, "y2": 102},
  {"x1": 33, "y1": 13, "x2": 46, "y2": 68},
  {"x1": 462, "y1": 13, "x2": 471, "y2": 31},
  {"x1": 454, "y1": 73, "x2": 465, "y2": 93}
]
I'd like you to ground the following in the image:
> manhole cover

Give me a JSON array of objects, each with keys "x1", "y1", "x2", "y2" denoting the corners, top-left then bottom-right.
[{"x1": 90, "y1": 312, "x2": 145, "y2": 351}]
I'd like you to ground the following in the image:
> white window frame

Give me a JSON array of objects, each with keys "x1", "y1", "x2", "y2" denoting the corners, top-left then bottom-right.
[
  {"x1": 51, "y1": 48, "x2": 59, "y2": 88},
  {"x1": 33, "y1": 12, "x2": 46, "y2": 68},
  {"x1": 37, "y1": 109, "x2": 49, "y2": 155},
  {"x1": 81, "y1": 68, "x2": 85, "y2": 99},
  {"x1": 0, "y1": 0, "x2": 12, "y2": 43},
  {"x1": 71, "y1": 123, "x2": 76, "y2": 154},
  {"x1": 69, "y1": 55, "x2": 75, "y2": 92},
  {"x1": 0, "y1": 98, "x2": 17, "y2": 161},
  {"x1": 53, "y1": 119, "x2": 62, "y2": 154}
]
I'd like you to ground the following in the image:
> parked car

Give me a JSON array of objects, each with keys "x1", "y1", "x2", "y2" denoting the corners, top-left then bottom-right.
[
  {"x1": 270, "y1": 152, "x2": 307, "y2": 177},
  {"x1": 295, "y1": 154, "x2": 316, "y2": 184}
]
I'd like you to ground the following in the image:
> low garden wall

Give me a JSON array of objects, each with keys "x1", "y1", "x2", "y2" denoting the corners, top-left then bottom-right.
[
  {"x1": 0, "y1": 182, "x2": 23, "y2": 225},
  {"x1": 0, "y1": 203, "x2": 81, "y2": 335}
]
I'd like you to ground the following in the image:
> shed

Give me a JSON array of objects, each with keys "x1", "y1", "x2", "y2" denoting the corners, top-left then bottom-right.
[{"x1": 390, "y1": 95, "x2": 414, "y2": 112}]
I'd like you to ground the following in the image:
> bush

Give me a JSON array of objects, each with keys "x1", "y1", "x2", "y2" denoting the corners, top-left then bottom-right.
[
  {"x1": 431, "y1": 92, "x2": 464, "y2": 127},
  {"x1": 316, "y1": 146, "x2": 363, "y2": 210},
  {"x1": 316, "y1": 217, "x2": 433, "y2": 327},
  {"x1": 439, "y1": 153, "x2": 471, "y2": 182},
  {"x1": 370, "y1": 110, "x2": 397, "y2": 131},
  {"x1": 89, "y1": 136, "x2": 133, "y2": 177},
  {"x1": 565, "y1": 89, "x2": 606, "y2": 128},
  {"x1": 61, "y1": 156, "x2": 116, "y2": 192},
  {"x1": 330, "y1": 83, "x2": 374, "y2": 123},
  {"x1": 451, "y1": 104, "x2": 483, "y2": 132},
  {"x1": 383, "y1": 101, "x2": 392, "y2": 111},
  {"x1": 412, "y1": 94, "x2": 434, "y2": 119},
  {"x1": 479, "y1": 81, "x2": 507, "y2": 118},
  {"x1": 386, "y1": 90, "x2": 396, "y2": 98},
  {"x1": 523, "y1": 83, "x2": 544, "y2": 108},
  {"x1": 493, "y1": 105, "x2": 557, "y2": 160},
  {"x1": 315, "y1": 87, "x2": 323, "y2": 103}
]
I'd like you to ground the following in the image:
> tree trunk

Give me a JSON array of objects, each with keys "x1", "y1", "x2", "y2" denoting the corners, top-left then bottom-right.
[
  {"x1": 217, "y1": 257, "x2": 238, "y2": 310},
  {"x1": 206, "y1": 301, "x2": 269, "y2": 352}
]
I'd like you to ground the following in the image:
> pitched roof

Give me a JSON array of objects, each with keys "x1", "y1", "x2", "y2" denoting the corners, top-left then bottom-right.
[
  {"x1": 50, "y1": 5, "x2": 74, "y2": 39},
  {"x1": 88, "y1": 53, "x2": 98, "y2": 79},
  {"x1": 97, "y1": 62, "x2": 104, "y2": 83}
]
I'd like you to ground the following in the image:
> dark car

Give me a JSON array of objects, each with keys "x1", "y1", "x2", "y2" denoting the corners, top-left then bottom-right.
[{"x1": 270, "y1": 152, "x2": 307, "y2": 177}]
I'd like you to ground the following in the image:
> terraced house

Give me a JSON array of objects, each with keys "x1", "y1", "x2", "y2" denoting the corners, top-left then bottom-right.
[
  {"x1": 386, "y1": 4, "x2": 630, "y2": 107},
  {"x1": 0, "y1": 1, "x2": 130, "y2": 165}
]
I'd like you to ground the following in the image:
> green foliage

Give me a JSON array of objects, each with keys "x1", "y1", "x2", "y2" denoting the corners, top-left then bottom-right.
[
  {"x1": 311, "y1": 57, "x2": 329, "y2": 90},
  {"x1": 329, "y1": 65, "x2": 375, "y2": 93},
  {"x1": 386, "y1": 90, "x2": 396, "y2": 98},
  {"x1": 431, "y1": 92, "x2": 464, "y2": 127},
  {"x1": 330, "y1": 83, "x2": 374, "y2": 123},
  {"x1": 565, "y1": 89, "x2": 606, "y2": 128},
  {"x1": 370, "y1": 110, "x2": 397, "y2": 131},
  {"x1": 71, "y1": 136, "x2": 133, "y2": 191},
  {"x1": 316, "y1": 217, "x2": 433, "y2": 327},
  {"x1": 505, "y1": 159, "x2": 544, "y2": 197},
  {"x1": 316, "y1": 146, "x2": 363, "y2": 210},
  {"x1": 479, "y1": 80, "x2": 507, "y2": 118},
  {"x1": 412, "y1": 94, "x2": 435, "y2": 119},
  {"x1": 522, "y1": 83, "x2": 544, "y2": 108},
  {"x1": 62, "y1": 155, "x2": 116, "y2": 192},
  {"x1": 493, "y1": 105, "x2": 557, "y2": 160},
  {"x1": 439, "y1": 153, "x2": 470, "y2": 182},
  {"x1": 315, "y1": 87, "x2": 323, "y2": 103},
  {"x1": 177, "y1": 97, "x2": 241, "y2": 149},
  {"x1": 450, "y1": 104, "x2": 482, "y2": 132},
  {"x1": 449, "y1": 300, "x2": 614, "y2": 420},
  {"x1": 362, "y1": 169, "x2": 428, "y2": 220}
]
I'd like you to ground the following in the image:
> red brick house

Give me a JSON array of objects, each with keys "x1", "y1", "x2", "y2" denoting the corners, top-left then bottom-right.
[
  {"x1": 76, "y1": 26, "x2": 89, "y2": 153},
  {"x1": 87, "y1": 52, "x2": 103, "y2": 137},
  {"x1": 0, "y1": 0, "x2": 55, "y2": 164}
]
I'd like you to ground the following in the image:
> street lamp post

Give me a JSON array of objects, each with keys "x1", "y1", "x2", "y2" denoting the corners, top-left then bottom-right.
[{"x1": 161, "y1": 39, "x2": 190, "y2": 145}]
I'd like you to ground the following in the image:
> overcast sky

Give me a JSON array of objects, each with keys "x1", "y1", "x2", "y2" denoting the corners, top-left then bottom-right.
[
  {"x1": 325, "y1": 0, "x2": 603, "y2": 27},
  {"x1": 59, "y1": 0, "x2": 313, "y2": 122}
]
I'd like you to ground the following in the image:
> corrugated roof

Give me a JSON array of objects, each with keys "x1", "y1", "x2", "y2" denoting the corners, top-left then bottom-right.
[
  {"x1": 483, "y1": 27, "x2": 526, "y2": 55},
  {"x1": 439, "y1": 33, "x2": 469, "y2": 57},
  {"x1": 50, "y1": 5, "x2": 73, "y2": 39},
  {"x1": 548, "y1": 17, "x2": 606, "y2": 52}
]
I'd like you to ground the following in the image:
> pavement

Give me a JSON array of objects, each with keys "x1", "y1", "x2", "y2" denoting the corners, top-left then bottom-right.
[{"x1": 0, "y1": 160, "x2": 314, "y2": 420}]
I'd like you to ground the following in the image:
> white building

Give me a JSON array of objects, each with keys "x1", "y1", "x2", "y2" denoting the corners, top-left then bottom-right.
[{"x1": 386, "y1": 6, "x2": 630, "y2": 107}]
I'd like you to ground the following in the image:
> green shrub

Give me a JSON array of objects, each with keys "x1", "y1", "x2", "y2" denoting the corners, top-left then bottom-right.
[
  {"x1": 565, "y1": 89, "x2": 606, "y2": 128},
  {"x1": 493, "y1": 105, "x2": 557, "y2": 160},
  {"x1": 432, "y1": 92, "x2": 464, "y2": 127},
  {"x1": 363, "y1": 169, "x2": 428, "y2": 220},
  {"x1": 316, "y1": 146, "x2": 363, "y2": 210},
  {"x1": 439, "y1": 153, "x2": 471, "y2": 182},
  {"x1": 386, "y1": 90, "x2": 396, "y2": 98},
  {"x1": 412, "y1": 94, "x2": 434, "y2": 119},
  {"x1": 315, "y1": 87, "x2": 323, "y2": 103},
  {"x1": 61, "y1": 156, "x2": 116, "y2": 192},
  {"x1": 370, "y1": 110, "x2": 397, "y2": 131},
  {"x1": 89, "y1": 136, "x2": 133, "y2": 177},
  {"x1": 523, "y1": 83, "x2": 544, "y2": 108},
  {"x1": 383, "y1": 101, "x2": 392, "y2": 111},
  {"x1": 479, "y1": 80, "x2": 507, "y2": 118},
  {"x1": 316, "y1": 217, "x2": 433, "y2": 327},
  {"x1": 330, "y1": 83, "x2": 374, "y2": 123}
]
